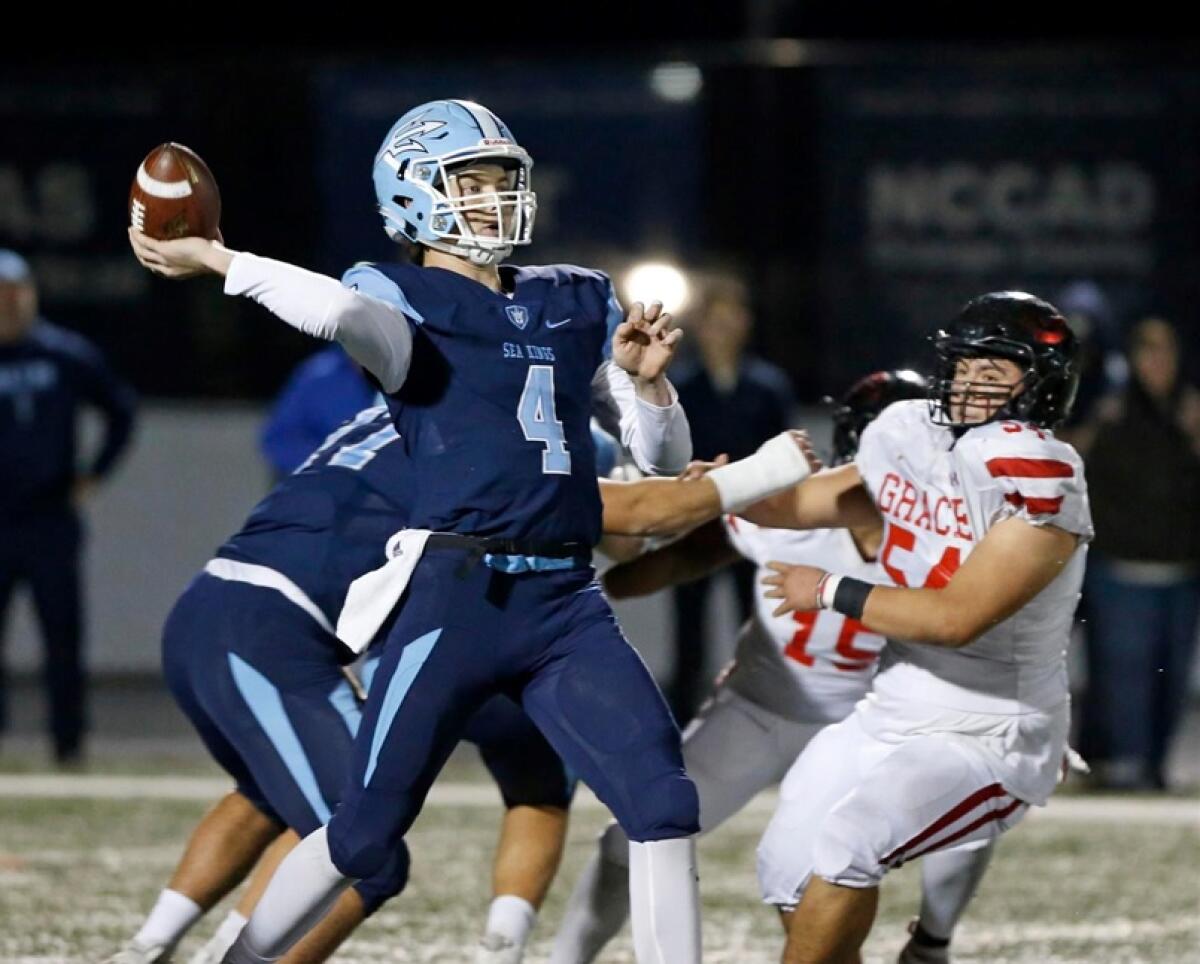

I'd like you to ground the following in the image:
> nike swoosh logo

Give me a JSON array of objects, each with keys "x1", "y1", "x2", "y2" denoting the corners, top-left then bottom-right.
[{"x1": 546, "y1": 317, "x2": 572, "y2": 328}]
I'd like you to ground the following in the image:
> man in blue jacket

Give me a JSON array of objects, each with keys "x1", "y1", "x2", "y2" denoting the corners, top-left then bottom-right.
[{"x1": 0, "y1": 249, "x2": 137, "y2": 765}]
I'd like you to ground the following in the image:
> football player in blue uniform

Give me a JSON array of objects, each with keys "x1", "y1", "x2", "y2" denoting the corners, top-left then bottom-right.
[
  {"x1": 104, "y1": 411, "x2": 813, "y2": 964},
  {"x1": 129, "y1": 99, "x2": 814, "y2": 962},
  {"x1": 104, "y1": 408, "x2": 559, "y2": 964}
]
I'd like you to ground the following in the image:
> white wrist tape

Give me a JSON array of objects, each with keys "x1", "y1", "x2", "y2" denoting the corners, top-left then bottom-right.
[
  {"x1": 707, "y1": 432, "x2": 813, "y2": 512},
  {"x1": 816, "y1": 572, "x2": 841, "y2": 610}
]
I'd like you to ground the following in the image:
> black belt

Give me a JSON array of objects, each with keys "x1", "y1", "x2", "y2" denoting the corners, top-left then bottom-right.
[{"x1": 424, "y1": 533, "x2": 590, "y2": 576}]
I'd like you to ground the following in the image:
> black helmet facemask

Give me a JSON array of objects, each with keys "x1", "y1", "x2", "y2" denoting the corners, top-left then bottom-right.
[{"x1": 927, "y1": 292, "x2": 1080, "y2": 432}]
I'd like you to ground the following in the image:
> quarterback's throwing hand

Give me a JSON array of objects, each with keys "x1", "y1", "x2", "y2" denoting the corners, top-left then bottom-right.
[{"x1": 128, "y1": 228, "x2": 231, "y2": 280}]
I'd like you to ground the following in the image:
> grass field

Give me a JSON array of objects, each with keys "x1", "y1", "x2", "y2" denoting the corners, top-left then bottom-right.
[{"x1": 0, "y1": 761, "x2": 1197, "y2": 963}]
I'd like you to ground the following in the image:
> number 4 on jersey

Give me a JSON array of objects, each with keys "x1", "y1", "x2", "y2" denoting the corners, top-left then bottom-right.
[{"x1": 518, "y1": 365, "x2": 571, "y2": 475}]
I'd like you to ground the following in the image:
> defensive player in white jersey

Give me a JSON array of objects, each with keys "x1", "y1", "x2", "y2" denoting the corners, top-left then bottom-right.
[
  {"x1": 750, "y1": 292, "x2": 1091, "y2": 963},
  {"x1": 551, "y1": 372, "x2": 997, "y2": 964}
]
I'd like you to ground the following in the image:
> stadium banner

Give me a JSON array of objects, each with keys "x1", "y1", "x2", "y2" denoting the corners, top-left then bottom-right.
[
  {"x1": 0, "y1": 81, "x2": 163, "y2": 315},
  {"x1": 816, "y1": 66, "x2": 1199, "y2": 388}
]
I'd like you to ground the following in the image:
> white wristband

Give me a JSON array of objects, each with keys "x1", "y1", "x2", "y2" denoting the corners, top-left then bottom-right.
[
  {"x1": 816, "y1": 572, "x2": 841, "y2": 610},
  {"x1": 707, "y1": 432, "x2": 814, "y2": 512}
]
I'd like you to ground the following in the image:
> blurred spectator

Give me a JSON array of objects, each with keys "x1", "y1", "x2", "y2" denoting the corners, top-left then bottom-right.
[
  {"x1": 0, "y1": 250, "x2": 137, "y2": 766},
  {"x1": 1076, "y1": 316, "x2": 1200, "y2": 790},
  {"x1": 1056, "y1": 280, "x2": 1125, "y2": 434},
  {"x1": 260, "y1": 345, "x2": 379, "y2": 477},
  {"x1": 667, "y1": 274, "x2": 795, "y2": 723}
]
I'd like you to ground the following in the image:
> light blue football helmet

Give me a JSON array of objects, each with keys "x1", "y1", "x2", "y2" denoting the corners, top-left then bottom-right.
[{"x1": 372, "y1": 99, "x2": 537, "y2": 266}]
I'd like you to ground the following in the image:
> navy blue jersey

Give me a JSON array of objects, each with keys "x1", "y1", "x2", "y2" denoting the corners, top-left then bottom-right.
[
  {"x1": 217, "y1": 407, "x2": 410, "y2": 624},
  {"x1": 0, "y1": 321, "x2": 136, "y2": 518},
  {"x1": 344, "y1": 262, "x2": 622, "y2": 547}
]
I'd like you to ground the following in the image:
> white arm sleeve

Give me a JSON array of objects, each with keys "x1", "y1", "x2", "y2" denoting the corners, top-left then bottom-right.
[
  {"x1": 224, "y1": 252, "x2": 412, "y2": 393},
  {"x1": 591, "y1": 361, "x2": 692, "y2": 476}
]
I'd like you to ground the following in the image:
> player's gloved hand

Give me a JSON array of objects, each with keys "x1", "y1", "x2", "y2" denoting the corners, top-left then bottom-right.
[
  {"x1": 761, "y1": 562, "x2": 826, "y2": 616},
  {"x1": 676, "y1": 453, "x2": 729, "y2": 481},
  {"x1": 128, "y1": 228, "x2": 232, "y2": 279},
  {"x1": 611, "y1": 300, "x2": 683, "y2": 383}
]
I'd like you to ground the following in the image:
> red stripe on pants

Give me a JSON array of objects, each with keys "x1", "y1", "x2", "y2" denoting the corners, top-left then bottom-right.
[
  {"x1": 880, "y1": 783, "x2": 1005, "y2": 866},
  {"x1": 903, "y1": 797, "x2": 1024, "y2": 864}
]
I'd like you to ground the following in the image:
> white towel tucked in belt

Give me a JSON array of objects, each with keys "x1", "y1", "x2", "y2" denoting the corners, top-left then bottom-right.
[{"x1": 336, "y1": 529, "x2": 431, "y2": 654}]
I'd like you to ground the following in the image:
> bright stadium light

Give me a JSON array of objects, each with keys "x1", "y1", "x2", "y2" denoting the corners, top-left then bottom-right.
[
  {"x1": 622, "y1": 262, "x2": 691, "y2": 315},
  {"x1": 650, "y1": 63, "x2": 703, "y2": 103}
]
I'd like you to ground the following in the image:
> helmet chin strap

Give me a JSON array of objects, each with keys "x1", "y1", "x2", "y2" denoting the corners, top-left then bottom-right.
[
  {"x1": 467, "y1": 245, "x2": 508, "y2": 266},
  {"x1": 423, "y1": 236, "x2": 512, "y2": 266},
  {"x1": 380, "y1": 210, "x2": 514, "y2": 266}
]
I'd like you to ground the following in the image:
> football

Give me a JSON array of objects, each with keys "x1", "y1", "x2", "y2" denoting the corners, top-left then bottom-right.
[{"x1": 129, "y1": 143, "x2": 221, "y2": 241}]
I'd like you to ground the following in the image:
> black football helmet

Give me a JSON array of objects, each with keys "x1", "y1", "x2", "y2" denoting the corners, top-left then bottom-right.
[
  {"x1": 830, "y1": 369, "x2": 929, "y2": 464},
  {"x1": 930, "y1": 291, "x2": 1080, "y2": 430}
]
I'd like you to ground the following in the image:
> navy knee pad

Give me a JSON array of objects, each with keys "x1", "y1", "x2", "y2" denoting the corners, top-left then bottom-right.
[
  {"x1": 352, "y1": 841, "x2": 411, "y2": 917},
  {"x1": 620, "y1": 771, "x2": 700, "y2": 842},
  {"x1": 327, "y1": 810, "x2": 398, "y2": 881}
]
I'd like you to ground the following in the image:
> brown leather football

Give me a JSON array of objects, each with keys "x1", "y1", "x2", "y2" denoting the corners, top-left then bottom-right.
[{"x1": 129, "y1": 143, "x2": 221, "y2": 240}]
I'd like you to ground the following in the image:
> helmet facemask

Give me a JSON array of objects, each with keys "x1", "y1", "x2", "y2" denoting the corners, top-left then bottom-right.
[
  {"x1": 929, "y1": 338, "x2": 1037, "y2": 429},
  {"x1": 927, "y1": 292, "x2": 1081, "y2": 430},
  {"x1": 402, "y1": 147, "x2": 536, "y2": 266}
]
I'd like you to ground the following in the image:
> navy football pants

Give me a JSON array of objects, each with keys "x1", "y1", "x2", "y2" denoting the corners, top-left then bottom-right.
[
  {"x1": 0, "y1": 510, "x2": 85, "y2": 760},
  {"x1": 162, "y1": 571, "x2": 574, "y2": 912},
  {"x1": 326, "y1": 547, "x2": 699, "y2": 881}
]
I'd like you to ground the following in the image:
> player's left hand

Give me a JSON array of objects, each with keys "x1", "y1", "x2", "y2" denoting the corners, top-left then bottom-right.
[
  {"x1": 761, "y1": 562, "x2": 826, "y2": 616},
  {"x1": 611, "y1": 301, "x2": 683, "y2": 382}
]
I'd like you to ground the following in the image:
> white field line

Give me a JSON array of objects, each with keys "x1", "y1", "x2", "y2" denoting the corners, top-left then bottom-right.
[{"x1": 0, "y1": 774, "x2": 1196, "y2": 826}]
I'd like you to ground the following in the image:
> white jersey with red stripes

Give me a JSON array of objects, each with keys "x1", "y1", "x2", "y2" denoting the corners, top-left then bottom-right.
[
  {"x1": 721, "y1": 516, "x2": 887, "y2": 723},
  {"x1": 853, "y1": 399, "x2": 1092, "y2": 802}
]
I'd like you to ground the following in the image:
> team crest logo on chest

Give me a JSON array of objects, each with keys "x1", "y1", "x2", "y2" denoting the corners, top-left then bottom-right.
[{"x1": 505, "y1": 305, "x2": 530, "y2": 330}]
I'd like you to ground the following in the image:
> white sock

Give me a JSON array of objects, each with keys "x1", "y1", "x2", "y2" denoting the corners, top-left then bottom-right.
[
  {"x1": 917, "y1": 841, "x2": 996, "y2": 940},
  {"x1": 133, "y1": 888, "x2": 203, "y2": 949},
  {"x1": 628, "y1": 838, "x2": 700, "y2": 964},
  {"x1": 222, "y1": 827, "x2": 354, "y2": 962},
  {"x1": 188, "y1": 910, "x2": 247, "y2": 964},
  {"x1": 549, "y1": 825, "x2": 630, "y2": 964},
  {"x1": 484, "y1": 894, "x2": 537, "y2": 946}
]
